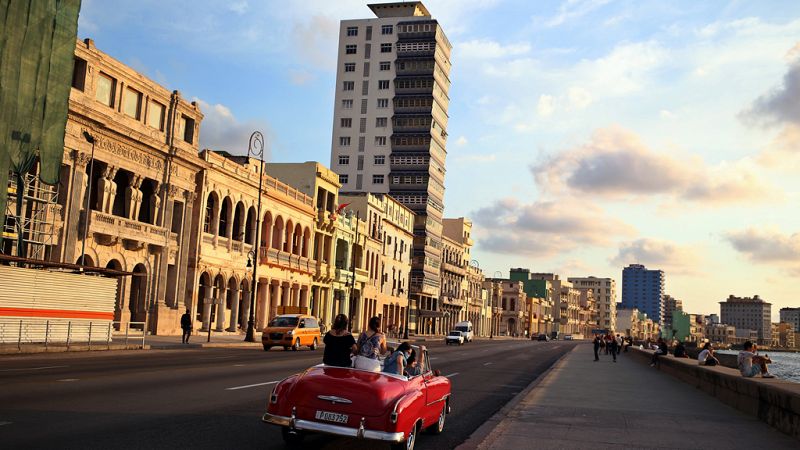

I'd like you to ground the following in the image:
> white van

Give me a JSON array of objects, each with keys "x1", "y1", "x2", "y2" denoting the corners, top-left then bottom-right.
[{"x1": 454, "y1": 321, "x2": 474, "y2": 342}]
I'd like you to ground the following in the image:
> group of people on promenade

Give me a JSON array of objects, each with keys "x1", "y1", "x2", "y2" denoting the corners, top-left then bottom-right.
[
  {"x1": 646, "y1": 337, "x2": 774, "y2": 378},
  {"x1": 322, "y1": 314, "x2": 426, "y2": 377},
  {"x1": 592, "y1": 333, "x2": 630, "y2": 362}
]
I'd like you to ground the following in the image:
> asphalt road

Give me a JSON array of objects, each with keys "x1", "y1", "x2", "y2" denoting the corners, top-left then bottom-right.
[{"x1": 0, "y1": 338, "x2": 578, "y2": 449}]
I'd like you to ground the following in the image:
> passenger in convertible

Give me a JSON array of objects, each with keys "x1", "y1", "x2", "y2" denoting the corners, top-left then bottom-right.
[
  {"x1": 383, "y1": 342, "x2": 412, "y2": 375},
  {"x1": 354, "y1": 316, "x2": 388, "y2": 371},
  {"x1": 323, "y1": 314, "x2": 358, "y2": 367},
  {"x1": 405, "y1": 345, "x2": 427, "y2": 376}
]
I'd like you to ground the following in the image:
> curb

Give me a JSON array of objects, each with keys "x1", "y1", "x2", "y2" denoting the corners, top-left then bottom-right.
[
  {"x1": 455, "y1": 345, "x2": 578, "y2": 450},
  {"x1": 0, "y1": 344, "x2": 150, "y2": 355}
]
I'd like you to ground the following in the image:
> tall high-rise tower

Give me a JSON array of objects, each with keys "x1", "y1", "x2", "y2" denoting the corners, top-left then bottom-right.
[
  {"x1": 330, "y1": 2, "x2": 452, "y2": 332},
  {"x1": 621, "y1": 264, "x2": 665, "y2": 325}
]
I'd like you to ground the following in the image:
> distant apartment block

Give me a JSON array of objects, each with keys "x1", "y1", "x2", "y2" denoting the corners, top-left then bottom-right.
[
  {"x1": 568, "y1": 276, "x2": 617, "y2": 332},
  {"x1": 780, "y1": 307, "x2": 800, "y2": 333},
  {"x1": 621, "y1": 264, "x2": 665, "y2": 326},
  {"x1": 720, "y1": 294, "x2": 772, "y2": 345}
]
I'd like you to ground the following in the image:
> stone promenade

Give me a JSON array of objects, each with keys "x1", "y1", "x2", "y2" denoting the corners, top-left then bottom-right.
[{"x1": 465, "y1": 344, "x2": 798, "y2": 449}]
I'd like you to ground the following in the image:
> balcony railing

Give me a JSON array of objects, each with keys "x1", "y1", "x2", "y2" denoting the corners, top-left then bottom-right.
[
  {"x1": 90, "y1": 210, "x2": 169, "y2": 247},
  {"x1": 259, "y1": 247, "x2": 313, "y2": 273}
]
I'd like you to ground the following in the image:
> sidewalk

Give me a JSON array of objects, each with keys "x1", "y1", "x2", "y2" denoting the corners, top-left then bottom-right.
[{"x1": 466, "y1": 344, "x2": 798, "y2": 449}]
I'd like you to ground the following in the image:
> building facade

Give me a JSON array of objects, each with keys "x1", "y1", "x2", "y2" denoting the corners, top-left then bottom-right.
[
  {"x1": 621, "y1": 264, "x2": 665, "y2": 326},
  {"x1": 780, "y1": 307, "x2": 800, "y2": 333},
  {"x1": 719, "y1": 294, "x2": 772, "y2": 345},
  {"x1": 330, "y1": 2, "x2": 453, "y2": 334},
  {"x1": 662, "y1": 294, "x2": 682, "y2": 333},
  {"x1": 568, "y1": 276, "x2": 616, "y2": 332}
]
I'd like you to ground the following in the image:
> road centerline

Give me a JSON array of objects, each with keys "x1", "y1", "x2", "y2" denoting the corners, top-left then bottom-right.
[
  {"x1": 0, "y1": 365, "x2": 69, "y2": 372},
  {"x1": 225, "y1": 380, "x2": 279, "y2": 391},
  {"x1": 445, "y1": 372, "x2": 460, "y2": 378}
]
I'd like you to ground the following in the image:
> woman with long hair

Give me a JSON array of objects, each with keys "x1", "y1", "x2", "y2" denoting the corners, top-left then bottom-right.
[
  {"x1": 322, "y1": 314, "x2": 357, "y2": 367},
  {"x1": 354, "y1": 316, "x2": 388, "y2": 371}
]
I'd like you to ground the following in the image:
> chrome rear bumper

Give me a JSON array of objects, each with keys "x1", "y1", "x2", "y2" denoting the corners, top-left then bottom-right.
[{"x1": 262, "y1": 412, "x2": 404, "y2": 443}]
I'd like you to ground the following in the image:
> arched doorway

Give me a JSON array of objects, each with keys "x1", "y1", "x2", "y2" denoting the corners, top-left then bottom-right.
[
  {"x1": 197, "y1": 272, "x2": 211, "y2": 325},
  {"x1": 76, "y1": 255, "x2": 95, "y2": 267},
  {"x1": 129, "y1": 263, "x2": 147, "y2": 324}
]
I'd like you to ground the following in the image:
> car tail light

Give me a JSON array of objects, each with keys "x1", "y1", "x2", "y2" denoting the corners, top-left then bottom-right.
[{"x1": 390, "y1": 411, "x2": 398, "y2": 424}]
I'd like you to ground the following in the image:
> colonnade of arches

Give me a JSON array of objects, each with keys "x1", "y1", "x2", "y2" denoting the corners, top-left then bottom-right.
[{"x1": 203, "y1": 192, "x2": 312, "y2": 258}]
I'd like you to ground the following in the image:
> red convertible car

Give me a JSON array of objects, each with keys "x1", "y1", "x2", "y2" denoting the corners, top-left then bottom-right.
[{"x1": 262, "y1": 349, "x2": 451, "y2": 450}]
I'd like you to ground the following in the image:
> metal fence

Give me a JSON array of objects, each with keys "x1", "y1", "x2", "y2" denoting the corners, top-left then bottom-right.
[{"x1": 0, "y1": 318, "x2": 146, "y2": 351}]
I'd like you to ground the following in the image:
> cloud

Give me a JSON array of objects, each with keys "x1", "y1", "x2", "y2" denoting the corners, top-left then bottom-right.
[
  {"x1": 725, "y1": 227, "x2": 800, "y2": 263},
  {"x1": 473, "y1": 197, "x2": 635, "y2": 257},
  {"x1": 537, "y1": 95, "x2": 555, "y2": 117},
  {"x1": 544, "y1": 0, "x2": 611, "y2": 28},
  {"x1": 291, "y1": 15, "x2": 339, "y2": 70},
  {"x1": 532, "y1": 126, "x2": 777, "y2": 205},
  {"x1": 228, "y1": 1, "x2": 248, "y2": 15},
  {"x1": 196, "y1": 99, "x2": 272, "y2": 158},
  {"x1": 288, "y1": 69, "x2": 314, "y2": 86},
  {"x1": 455, "y1": 136, "x2": 469, "y2": 147},
  {"x1": 457, "y1": 39, "x2": 531, "y2": 60},
  {"x1": 741, "y1": 48, "x2": 800, "y2": 127},
  {"x1": 610, "y1": 238, "x2": 702, "y2": 275}
]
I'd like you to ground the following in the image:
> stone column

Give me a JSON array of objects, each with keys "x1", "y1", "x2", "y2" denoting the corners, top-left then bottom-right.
[
  {"x1": 215, "y1": 285, "x2": 227, "y2": 331},
  {"x1": 202, "y1": 297, "x2": 212, "y2": 331},
  {"x1": 176, "y1": 191, "x2": 195, "y2": 310},
  {"x1": 228, "y1": 287, "x2": 240, "y2": 331},
  {"x1": 300, "y1": 286, "x2": 309, "y2": 309},
  {"x1": 63, "y1": 151, "x2": 92, "y2": 264},
  {"x1": 125, "y1": 176, "x2": 143, "y2": 220},
  {"x1": 258, "y1": 279, "x2": 270, "y2": 328},
  {"x1": 293, "y1": 285, "x2": 301, "y2": 307}
]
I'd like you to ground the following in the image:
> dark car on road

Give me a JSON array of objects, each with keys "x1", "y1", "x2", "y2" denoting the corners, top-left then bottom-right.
[{"x1": 535, "y1": 334, "x2": 549, "y2": 341}]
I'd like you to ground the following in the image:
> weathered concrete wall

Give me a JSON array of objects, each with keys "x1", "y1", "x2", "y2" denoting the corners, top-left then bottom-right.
[{"x1": 629, "y1": 348, "x2": 800, "y2": 441}]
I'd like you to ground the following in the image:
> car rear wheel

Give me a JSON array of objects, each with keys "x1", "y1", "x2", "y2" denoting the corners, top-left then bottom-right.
[
  {"x1": 262, "y1": 344, "x2": 271, "y2": 352},
  {"x1": 391, "y1": 422, "x2": 418, "y2": 450},
  {"x1": 430, "y1": 403, "x2": 447, "y2": 434},
  {"x1": 281, "y1": 427, "x2": 304, "y2": 447},
  {"x1": 292, "y1": 339, "x2": 301, "y2": 351},
  {"x1": 309, "y1": 338, "x2": 318, "y2": 350}
]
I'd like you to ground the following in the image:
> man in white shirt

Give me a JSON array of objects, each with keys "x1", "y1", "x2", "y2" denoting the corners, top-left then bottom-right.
[{"x1": 737, "y1": 341, "x2": 774, "y2": 378}]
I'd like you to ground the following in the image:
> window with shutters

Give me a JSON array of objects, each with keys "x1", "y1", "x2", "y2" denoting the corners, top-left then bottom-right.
[
  {"x1": 359, "y1": 118, "x2": 367, "y2": 133},
  {"x1": 363, "y1": 62, "x2": 370, "y2": 76},
  {"x1": 361, "y1": 99, "x2": 368, "y2": 114},
  {"x1": 346, "y1": 27, "x2": 358, "y2": 37},
  {"x1": 343, "y1": 81, "x2": 355, "y2": 91},
  {"x1": 344, "y1": 63, "x2": 355, "y2": 72},
  {"x1": 341, "y1": 118, "x2": 352, "y2": 128},
  {"x1": 362, "y1": 80, "x2": 369, "y2": 95},
  {"x1": 358, "y1": 136, "x2": 366, "y2": 152}
]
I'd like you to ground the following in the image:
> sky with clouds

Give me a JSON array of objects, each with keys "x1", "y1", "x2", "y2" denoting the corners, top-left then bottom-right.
[{"x1": 78, "y1": 0, "x2": 800, "y2": 320}]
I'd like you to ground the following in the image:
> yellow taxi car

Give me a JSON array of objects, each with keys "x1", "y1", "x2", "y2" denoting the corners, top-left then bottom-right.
[{"x1": 262, "y1": 314, "x2": 321, "y2": 351}]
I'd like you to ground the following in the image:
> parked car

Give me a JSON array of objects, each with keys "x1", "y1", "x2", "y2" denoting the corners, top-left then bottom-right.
[
  {"x1": 262, "y1": 314, "x2": 321, "y2": 351},
  {"x1": 536, "y1": 334, "x2": 549, "y2": 341},
  {"x1": 563, "y1": 335, "x2": 573, "y2": 341},
  {"x1": 263, "y1": 346, "x2": 451, "y2": 450},
  {"x1": 445, "y1": 330, "x2": 465, "y2": 345}
]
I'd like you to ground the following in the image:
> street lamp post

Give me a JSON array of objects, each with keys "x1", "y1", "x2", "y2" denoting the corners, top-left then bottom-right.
[
  {"x1": 245, "y1": 131, "x2": 265, "y2": 342},
  {"x1": 79, "y1": 131, "x2": 96, "y2": 268}
]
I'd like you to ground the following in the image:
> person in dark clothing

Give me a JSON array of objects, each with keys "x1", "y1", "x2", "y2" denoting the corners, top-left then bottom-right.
[
  {"x1": 592, "y1": 335, "x2": 601, "y2": 361},
  {"x1": 180, "y1": 309, "x2": 192, "y2": 344},
  {"x1": 606, "y1": 333, "x2": 618, "y2": 362},
  {"x1": 650, "y1": 338, "x2": 668, "y2": 367},
  {"x1": 323, "y1": 314, "x2": 357, "y2": 367},
  {"x1": 673, "y1": 340, "x2": 689, "y2": 358}
]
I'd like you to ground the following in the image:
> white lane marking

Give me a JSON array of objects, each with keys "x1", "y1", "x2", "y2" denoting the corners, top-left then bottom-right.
[
  {"x1": 483, "y1": 362, "x2": 493, "y2": 366},
  {"x1": 445, "y1": 372, "x2": 460, "y2": 378},
  {"x1": 201, "y1": 355, "x2": 236, "y2": 360},
  {"x1": 429, "y1": 357, "x2": 439, "y2": 360},
  {"x1": 233, "y1": 364, "x2": 246, "y2": 367},
  {"x1": 0, "y1": 365, "x2": 68, "y2": 372},
  {"x1": 57, "y1": 379, "x2": 79, "y2": 382},
  {"x1": 0, "y1": 421, "x2": 12, "y2": 426},
  {"x1": 225, "y1": 380, "x2": 279, "y2": 391}
]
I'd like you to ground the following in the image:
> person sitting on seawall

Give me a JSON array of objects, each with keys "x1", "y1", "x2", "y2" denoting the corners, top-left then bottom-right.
[
  {"x1": 697, "y1": 342, "x2": 719, "y2": 366},
  {"x1": 383, "y1": 342, "x2": 412, "y2": 375},
  {"x1": 673, "y1": 340, "x2": 690, "y2": 358},
  {"x1": 405, "y1": 346, "x2": 427, "y2": 376},
  {"x1": 354, "y1": 316, "x2": 388, "y2": 372},
  {"x1": 650, "y1": 338, "x2": 668, "y2": 367},
  {"x1": 322, "y1": 314, "x2": 357, "y2": 367},
  {"x1": 738, "y1": 341, "x2": 774, "y2": 378}
]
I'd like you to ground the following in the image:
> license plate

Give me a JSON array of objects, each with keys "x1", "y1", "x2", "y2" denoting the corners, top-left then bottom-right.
[{"x1": 315, "y1": 410, "x2": 349, "y2": 424}]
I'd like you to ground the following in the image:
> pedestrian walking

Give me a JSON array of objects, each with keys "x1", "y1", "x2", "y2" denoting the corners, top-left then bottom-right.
[
  {"x1": 180, "y1": 309, "x2": 192, "y2": 344},
  {"x1": 606, "y1": 333, "x2": 618, "y2": 362},
  {"x1": 592, "y1": 334, "x2": 600, "y2": 361}
]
